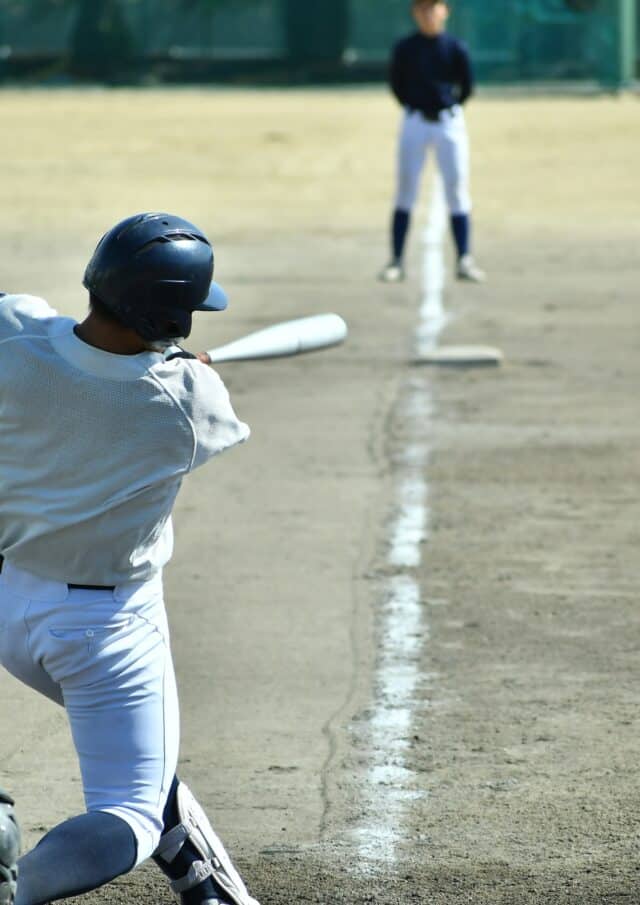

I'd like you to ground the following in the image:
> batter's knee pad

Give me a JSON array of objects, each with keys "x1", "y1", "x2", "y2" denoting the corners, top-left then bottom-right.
[
  {"x1": 152, "y1": 781, "x2": 259, "y2": 905},
  {"x1": 0, "y1": 791, "x2": 20, "y2": 905}
]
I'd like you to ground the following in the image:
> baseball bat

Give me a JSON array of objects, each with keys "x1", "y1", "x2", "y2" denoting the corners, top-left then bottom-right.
[{"x1": 205, "y1": 313, "x2": 348, "y2": 363}]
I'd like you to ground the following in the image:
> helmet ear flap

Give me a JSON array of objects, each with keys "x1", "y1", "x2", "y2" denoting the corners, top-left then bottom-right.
[
  {"x1": 163, "y1": 309, "x2": 192, "y2": 339},
  {"x1": 134, "y1": 306, "x2": 192, "y2": 342}
]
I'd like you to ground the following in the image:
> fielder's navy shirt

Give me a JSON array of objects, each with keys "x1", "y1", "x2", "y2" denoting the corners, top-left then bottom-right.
[{"x1": 389, "y1": 32, "x2": 473, "y2": 118}]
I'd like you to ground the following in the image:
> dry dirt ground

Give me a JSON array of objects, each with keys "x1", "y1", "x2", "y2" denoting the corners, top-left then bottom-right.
[{"x1": 0, "y1": 88, "x2": 638, "y2": 904}]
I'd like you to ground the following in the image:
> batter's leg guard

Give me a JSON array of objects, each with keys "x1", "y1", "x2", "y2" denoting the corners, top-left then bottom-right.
[{"x1": 152, "y1": 780, "x2": 259, "y2": 905}]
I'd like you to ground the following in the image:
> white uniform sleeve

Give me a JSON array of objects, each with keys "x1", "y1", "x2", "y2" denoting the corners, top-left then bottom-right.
[
  {"x1": 178, "y1": 360, "x2": 250, "y2": 471},
  {"x1": 0, "y1": 294, "x2": 57, "y2": 344}
]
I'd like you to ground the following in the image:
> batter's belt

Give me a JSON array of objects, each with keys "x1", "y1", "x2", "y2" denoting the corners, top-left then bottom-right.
[{"x1": 0, "y1": 554, "x2": 115, "y2": 591}]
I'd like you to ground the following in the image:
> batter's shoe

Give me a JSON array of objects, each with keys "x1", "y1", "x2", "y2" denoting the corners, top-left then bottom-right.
[
  {"x1": 456, "y1": 255, "x2": 486, "y2": 283},
  {"x1": 378, "y1": 261, "x2": 405, "y2": 283}
]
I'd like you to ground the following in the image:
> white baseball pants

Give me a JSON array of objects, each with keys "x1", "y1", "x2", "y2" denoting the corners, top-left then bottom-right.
[
  {"x1": 394, "y1": 105, "x2": 471, "y2": 215},
  {"x1": 0, "y1": 561, "x2": 179, "y2": 865}
]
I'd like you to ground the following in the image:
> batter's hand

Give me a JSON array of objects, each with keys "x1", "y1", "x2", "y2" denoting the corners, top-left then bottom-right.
[{"x1": 196, "y1": 352, "x2": 212, "y2": 366}]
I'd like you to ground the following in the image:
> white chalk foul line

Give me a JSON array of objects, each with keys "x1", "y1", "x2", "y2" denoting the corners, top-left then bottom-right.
[{"x1": 354, "y1": 180, "x2": 448, "y2": 864}]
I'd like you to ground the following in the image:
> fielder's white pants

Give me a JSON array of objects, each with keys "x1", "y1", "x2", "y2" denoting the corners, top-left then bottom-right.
[
  {"x1": 394, "y1": 106, "x2": 471, "y2": 215},
  {"x1": 0, "y1": 561, "x2": 178, "y2": 865}
]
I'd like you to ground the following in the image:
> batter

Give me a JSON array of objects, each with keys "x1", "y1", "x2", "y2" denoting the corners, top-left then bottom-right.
[
  {"x1": 0, "y1": 213, "x2": 259, "y2": 905},
  {"x1": 379, "y1": 0, "x2": 485, "y2": 284}
]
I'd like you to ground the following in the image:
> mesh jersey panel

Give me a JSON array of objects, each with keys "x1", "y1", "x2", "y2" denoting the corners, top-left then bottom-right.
[{"x1": 0, "y1": 295, "x2": 249, "y2": 584}]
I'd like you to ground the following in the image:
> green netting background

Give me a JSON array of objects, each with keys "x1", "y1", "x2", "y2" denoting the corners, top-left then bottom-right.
[{"x1": 0, "y1": 0, "x2": 636, "y2": 85}]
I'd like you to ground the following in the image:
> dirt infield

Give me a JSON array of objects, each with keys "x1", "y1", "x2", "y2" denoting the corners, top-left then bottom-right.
[{"x1": 1, "y1": 87, "x2": 638, "y2": 904}]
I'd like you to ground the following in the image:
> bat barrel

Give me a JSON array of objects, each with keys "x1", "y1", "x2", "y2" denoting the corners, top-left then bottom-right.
[{"x1": 206, "y1": 313, "x2": 348, "y2": 363}]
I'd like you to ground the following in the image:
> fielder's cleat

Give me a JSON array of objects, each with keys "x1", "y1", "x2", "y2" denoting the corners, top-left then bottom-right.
[
  {"x1": 456, "y1": 255, "x2": 486, "y2": 283},
  {"x1": 378, "y1": 261, "x2": 405, "y2": 283}
]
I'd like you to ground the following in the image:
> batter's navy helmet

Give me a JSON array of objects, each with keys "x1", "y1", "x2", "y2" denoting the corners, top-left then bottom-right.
[{"x1": 83, "y1": 213, "x2": 228, "y2": 342}]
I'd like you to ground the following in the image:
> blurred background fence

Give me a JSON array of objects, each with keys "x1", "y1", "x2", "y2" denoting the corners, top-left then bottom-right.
[{"x1": 0, "y1": 0, "x2": 636, "y2": 86}]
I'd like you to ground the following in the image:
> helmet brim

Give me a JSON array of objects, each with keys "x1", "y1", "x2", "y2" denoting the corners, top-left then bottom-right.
[{"x1": 194, "y1": 281, "x2": 228, "y2": 312}]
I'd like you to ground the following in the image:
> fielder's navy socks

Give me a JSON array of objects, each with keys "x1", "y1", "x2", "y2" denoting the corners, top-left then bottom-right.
[
  {"x1": 392, "y1": 208, "x2": 411, "y2": 262},
  {"x1": 450, "y1": 213, "x2": 470, "y2": 258},
  {"x1": 15, "y1": 812, "x2": 137, "y2": 905}
]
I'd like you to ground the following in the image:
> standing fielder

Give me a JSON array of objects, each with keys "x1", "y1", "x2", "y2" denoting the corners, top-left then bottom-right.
[
  {"x1": 379, "y1": 0, "x2": 485, "y2": 284},
  {"x1": 0, "y1": 213, "x2": 260, "y2": 905}
]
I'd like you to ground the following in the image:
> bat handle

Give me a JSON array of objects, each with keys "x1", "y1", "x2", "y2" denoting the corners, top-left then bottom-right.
[{"x1": 164, "y1": 346, "x2": 212, "y2": 365}]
